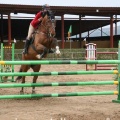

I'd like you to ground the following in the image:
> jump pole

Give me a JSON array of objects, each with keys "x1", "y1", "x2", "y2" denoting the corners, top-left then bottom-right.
[
  {"x1": 0, "y1": 91, "x2": 118, "y2": 99},
  {"x1": 0, "y1": 41, "x2": 120, "y2": 101},
  {"x1": 0, "y1": 70, "x2": 118, "y2": 76},
  {"x1": 0, "y1": 81, "x2": 118, "y2": 88},
  {"x1": 1, "y1": 60, "x2": 120, "y2": 65}
]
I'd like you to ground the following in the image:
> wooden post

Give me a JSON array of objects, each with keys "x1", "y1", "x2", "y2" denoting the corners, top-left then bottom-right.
[
  {"x1": 61, "y1": 14, "x2": 64, "y2": 49},
  {"x1": 8, "y1": 13, "x2": 11, "y2": 45},
  {"x1": 110, "y1": 15, "x2": 113, "y2": 48}
]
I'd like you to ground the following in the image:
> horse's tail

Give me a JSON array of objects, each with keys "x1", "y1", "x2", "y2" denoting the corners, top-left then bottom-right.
[{"x1": 15, "y1": 67, "x2": 22, "y2": 81}]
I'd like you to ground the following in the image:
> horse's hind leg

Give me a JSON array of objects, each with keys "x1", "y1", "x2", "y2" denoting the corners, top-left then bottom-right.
[
  {"x1": 31, "y1": 65, "x2": 41, "y2": 94},
  {"x1": 20, "y1": 65, "x2": 30, "y2": 94},
  {"x1": 20, "y1": 76, "x2": 26, "y2": 94}
]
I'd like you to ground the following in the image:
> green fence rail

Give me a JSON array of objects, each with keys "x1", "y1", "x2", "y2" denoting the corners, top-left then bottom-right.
[
  {"x1": 0, "y1": 91, "x2": 118, "y2": 99},
  {"x1": 0, "y1": 81, "x2": 118, "y2": 88}
]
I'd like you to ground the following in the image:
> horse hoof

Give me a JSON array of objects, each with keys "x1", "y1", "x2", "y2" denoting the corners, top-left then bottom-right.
[
  {"x1": 32, "y1": 90, "x2": 36, "y2": 94},
  {"x1": 15, "y1": 80, "x2": 21, "y2": 83},
  {"x1": 20, "y1": 91, "x2": 24, "y2": 94},
  {"x1": 3, "y1": 76, "x2": 8, "y2": 82}
]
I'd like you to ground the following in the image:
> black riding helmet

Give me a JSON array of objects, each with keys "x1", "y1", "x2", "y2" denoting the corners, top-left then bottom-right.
[
  {"x1": 41, "y1": 4, "x2": 51, "y2": 17},
  {"x1": 42, "y1": 4, "x2": 50, "y2": 11}
]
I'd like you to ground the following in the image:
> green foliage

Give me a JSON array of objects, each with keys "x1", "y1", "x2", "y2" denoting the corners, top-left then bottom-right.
[
  {"x1": 97, "y1": 48, "x2": 118, "y2": 60},
  {"x1": 0, "y1": 48, "x2": 118, "y2": 60}
]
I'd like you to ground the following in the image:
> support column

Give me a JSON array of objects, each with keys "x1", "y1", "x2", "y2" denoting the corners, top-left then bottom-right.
[
  {"x1": 79, "y1": 15, "x2": 82, "y2": 48},
  {"x1": 101, "y1": 27, "x2": 102, "y2": 37},
  {"x1": 61, "y1": 14, "x2": 64, "y2": 49},
  {"x1": 8, "y1": 13, "x2": 11, "y2": 45},
  {"x1": 0, "y1": 14, "x2": 3, "y2": 43},
  {"x1": 115, "y1": 15, "x2": 117, "y2": 35},
  {"x1": 88, "y1": 31, "x2": 89, "y2": 38},
  {"x1": 110, "y1": 15, "x2": 113, "y2": 48}
]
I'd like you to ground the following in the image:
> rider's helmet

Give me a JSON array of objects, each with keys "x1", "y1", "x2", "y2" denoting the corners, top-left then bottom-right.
[{"x1": 42, "y1": 4, "x2": 50, "y2": 11}]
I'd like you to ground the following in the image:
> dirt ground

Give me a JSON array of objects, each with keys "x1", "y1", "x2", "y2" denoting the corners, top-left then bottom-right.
[{"x1": 0, "y1": 64, "x2": 120, "y2": 120}]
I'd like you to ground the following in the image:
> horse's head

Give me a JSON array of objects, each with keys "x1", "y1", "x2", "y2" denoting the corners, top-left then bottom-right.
[{"x1": 41, "y1": 10, "x2": 56, "y2": 37}]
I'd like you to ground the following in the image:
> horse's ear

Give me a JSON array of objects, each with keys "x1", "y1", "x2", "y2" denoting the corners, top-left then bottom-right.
[
  {"x1": 47, "y1": 10, "x2": 55, "y2": 21},
  {"x1": 47, "y1": 10, "x2": 54, "y2": 16},
  {"x1": 46, "y1": 10, "x2": 51, "y2": 16}
]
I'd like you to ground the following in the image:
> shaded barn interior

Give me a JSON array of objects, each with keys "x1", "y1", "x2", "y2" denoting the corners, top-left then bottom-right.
[{"x1": 1, "y1": 4, "x2": 120, "y2": 48}]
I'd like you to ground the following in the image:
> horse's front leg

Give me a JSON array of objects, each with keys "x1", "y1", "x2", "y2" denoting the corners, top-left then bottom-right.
[
  {"x1": 35, "y1": 44, "x2": 48, "y2": 59},
  {"x1": 55, "y1": 46, "x2": 61, "y2": 56},
  {"x1": 51, "y1": 38, "x2": 61, "y2": 56},
  {"x1": 20, "y1": 76, "x2": 26, "y2": 94}
]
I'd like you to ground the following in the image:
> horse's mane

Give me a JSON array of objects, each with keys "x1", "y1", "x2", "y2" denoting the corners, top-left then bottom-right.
[{"x1": 42, "y1": 10, "x2": 55, "y2": 22}]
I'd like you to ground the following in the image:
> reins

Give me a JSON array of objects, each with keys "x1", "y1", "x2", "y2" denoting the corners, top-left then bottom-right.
[{"x1": 38, "y1": 19, "x2": 55, "y2": 37}]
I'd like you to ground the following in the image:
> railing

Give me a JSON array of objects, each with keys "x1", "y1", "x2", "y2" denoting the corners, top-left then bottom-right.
[{"x1": 0, "y1": 48, "x2": 118, "y2": 60}]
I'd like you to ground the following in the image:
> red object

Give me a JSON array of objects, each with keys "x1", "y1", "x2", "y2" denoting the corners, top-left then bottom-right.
[
  {"x1": 30, "y1": 12, "x2": 42, "y2": 29},
  {"x1": 97, "y1": 52, "x2": 117, "y2": 54}
]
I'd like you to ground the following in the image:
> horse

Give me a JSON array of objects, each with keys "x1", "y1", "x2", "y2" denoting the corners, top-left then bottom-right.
[{"x1": 16, "y1": 10, "x2": 60, "y2": 94}]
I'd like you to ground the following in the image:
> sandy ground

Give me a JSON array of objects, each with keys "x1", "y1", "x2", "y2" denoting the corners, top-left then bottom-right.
[{"x1": 0, "y1": 64, "x2": 120, "y2": 120}]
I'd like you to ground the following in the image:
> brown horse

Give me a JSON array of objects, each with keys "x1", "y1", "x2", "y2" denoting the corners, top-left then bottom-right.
[{"x1": 16, "y1": 11, "x2": 60, "y2": 94}]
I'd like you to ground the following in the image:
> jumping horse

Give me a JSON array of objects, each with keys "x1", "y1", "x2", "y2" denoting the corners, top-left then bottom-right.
[{"x1": 16, "y1": 10, "x2": 60, "y2": 94}]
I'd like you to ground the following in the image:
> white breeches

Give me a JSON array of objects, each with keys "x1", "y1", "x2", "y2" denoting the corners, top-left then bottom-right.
[{"x1": 26, "y1": 24, "x2": 35, "y2": 40}]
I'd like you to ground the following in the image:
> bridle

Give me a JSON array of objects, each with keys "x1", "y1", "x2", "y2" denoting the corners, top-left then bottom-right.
[{"x1": 38, "y1": 15, "x2": 56, "y2": 37}]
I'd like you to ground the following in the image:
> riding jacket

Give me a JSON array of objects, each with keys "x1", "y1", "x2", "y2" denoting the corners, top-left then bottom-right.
[{"x1": 30, "y1": 11, "x2": 43, "y2": 29}]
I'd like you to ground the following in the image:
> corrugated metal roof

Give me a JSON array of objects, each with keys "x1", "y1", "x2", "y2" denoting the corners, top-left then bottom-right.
[
  {"x1": 0, "y1": 3, "x2": 120, "y2": 16},
  {"x1": 0, "y1": 3, "x2": 120, "y2": 38},
  {"x1": 0, "y1": 0, "x2": 120, "y2": 7}
]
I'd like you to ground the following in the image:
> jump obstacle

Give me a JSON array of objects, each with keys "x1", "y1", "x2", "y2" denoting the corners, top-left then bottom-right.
[
  {"x1": 0, "y1": 59, "x2": 119, "y2": 101},
  {"x1": 0, "y1": 42, "x2": 120, "y2": 103},
  {"x1": 0, "y1": 43, "x2": 15, "y2": 82},
  {"x1": 86, "y1": 43, "x2": 118, "y2": 70}
]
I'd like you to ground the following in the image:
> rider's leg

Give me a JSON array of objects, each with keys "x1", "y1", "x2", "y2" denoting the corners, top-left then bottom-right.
[
  {"x1": 23, "y1": 40, "x2": 30, "y2": 54},
  {"x1": 23, "y1": 24, "x2": 35, "y2": 54}
]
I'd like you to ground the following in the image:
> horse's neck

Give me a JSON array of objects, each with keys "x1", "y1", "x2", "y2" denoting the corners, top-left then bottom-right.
[
  {"x1": 38, "y1": 19, "x2": 47, "y2": 33},
  {"x1": 34, "y1": 17, "x2": 49, "y2": 44}
]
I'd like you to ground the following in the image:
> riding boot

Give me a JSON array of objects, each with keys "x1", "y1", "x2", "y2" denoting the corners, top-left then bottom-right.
[{"x1": 23, "y1": 39, "x2": 30, "y2": 54}]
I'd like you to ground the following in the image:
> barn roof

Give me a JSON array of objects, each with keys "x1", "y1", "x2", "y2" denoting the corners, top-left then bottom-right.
[
  {"x1": 0, "y1": 4, "x2": 120, "y2": 16},
  {"x1": 0, "y1": 4, "x2": 120, "y2": 37}
]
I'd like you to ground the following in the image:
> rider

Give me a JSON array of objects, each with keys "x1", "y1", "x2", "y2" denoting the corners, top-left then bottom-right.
[{"x1": 23, "y1": 4, "x2": 51, "y2": 54}]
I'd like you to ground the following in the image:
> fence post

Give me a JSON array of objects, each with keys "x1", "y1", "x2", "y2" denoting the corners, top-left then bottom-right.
[
  {"x1": 113, "y1": 40, "x2": 120, "y2": 103},
  {"x1": 0, "y1": 43, "x2": 15, "y2": 82}
]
